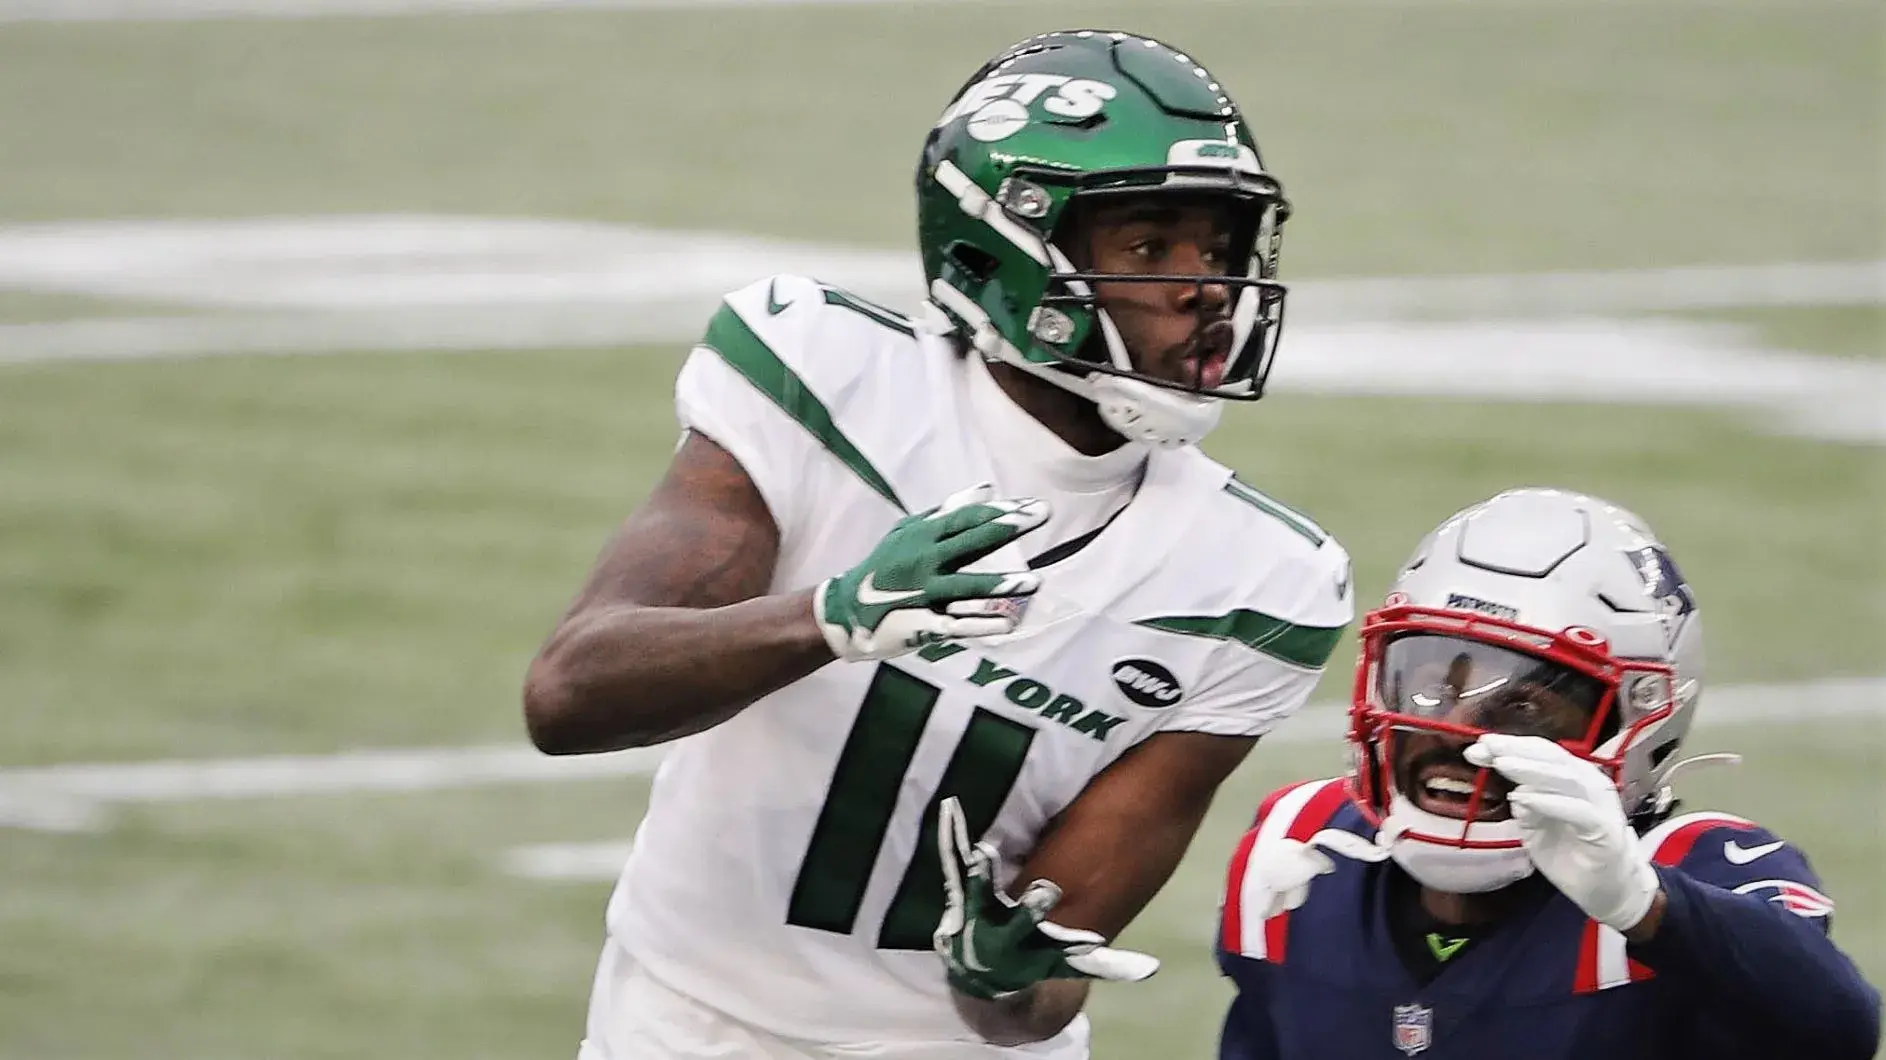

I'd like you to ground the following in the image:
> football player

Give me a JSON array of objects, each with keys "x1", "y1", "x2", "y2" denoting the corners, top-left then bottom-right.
[
  {"x1": 1217, "y1": 488, "x2": 1881, "y2": 1059},
  {"x1": 524, "y1": 29, "x2": 1353, "y2": 1060}
]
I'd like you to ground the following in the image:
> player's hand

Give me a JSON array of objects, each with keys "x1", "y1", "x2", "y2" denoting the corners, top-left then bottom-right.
[
  {"x1": 1466, "y1": 734, "x2": 1661, "y2": 932},
  {"x1": 933, "y1": 797, "x2": 1159, "y2": 1000},
  {"x1": 815, "y1": 484, "x2": 1048, "y2": 662},
  {"x1": 1243, "y1": 827, "x2": 1390, "y2": 921}
]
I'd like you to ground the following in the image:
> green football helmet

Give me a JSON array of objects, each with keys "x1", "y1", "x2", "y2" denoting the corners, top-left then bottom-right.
[{"x1": 917, "y1": 29, "x2": 1292, "y2": 448}]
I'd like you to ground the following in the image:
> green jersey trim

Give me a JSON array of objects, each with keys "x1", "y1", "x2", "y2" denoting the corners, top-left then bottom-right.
[
  {"x1": 1134, "y1": 609, "x2": 1345, "y2": 670},
  {"x1": 701, "y1": 302, "x2": 906, "y2": 513},
  {"x1": 1223, "y1": 477, "x2": 1327, "y2": 547}
]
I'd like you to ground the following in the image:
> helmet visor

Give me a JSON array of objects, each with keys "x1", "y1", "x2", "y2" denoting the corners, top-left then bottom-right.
[{"x1": 1377, "y1": 633, "x2": 1608, "y2": 745}]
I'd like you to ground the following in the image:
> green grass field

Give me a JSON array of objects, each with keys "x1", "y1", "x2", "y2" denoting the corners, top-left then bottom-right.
[{"x1": 0, "y1": 2, "x2": 1880, "y2": 1057}]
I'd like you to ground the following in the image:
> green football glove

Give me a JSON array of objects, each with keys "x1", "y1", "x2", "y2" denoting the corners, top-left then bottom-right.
[
  {"x1": 933, "y1": 797, "x2": 1161, "y2": 1001},
  {"x1": 815, "y1": 484, "x2": 1048, "y2": 663}
]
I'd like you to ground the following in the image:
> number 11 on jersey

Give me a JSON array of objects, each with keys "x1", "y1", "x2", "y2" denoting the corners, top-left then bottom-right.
[{"x1": 786, "y1": 664, "x2": 1036, "y2": 950}]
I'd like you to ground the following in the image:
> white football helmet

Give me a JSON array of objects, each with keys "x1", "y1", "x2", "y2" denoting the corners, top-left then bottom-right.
[{"x1": 1347, "y1": 487, "x2": 1706, "y2": 894}]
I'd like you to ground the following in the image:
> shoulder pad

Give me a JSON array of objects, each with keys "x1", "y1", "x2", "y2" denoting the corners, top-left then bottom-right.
[
  {"x1": 1641, "y1": 812, "x2": 1833, "y2": 921},
  {"x1": 1219, "y1": 474, "x2": 1334, "y2": 553},
  {"x1": 689, "y1": 276, "x2": 925, "y2": 515},
  {"x1": 1131, "y1": 532, "x2": 1354, "y2": 673},
  {"x1": 1221, "y1": 778, "x2": 1355, "y2": 963},
  {"x1": 710, "y1": 274, "x2": 918, "y2": 383}
]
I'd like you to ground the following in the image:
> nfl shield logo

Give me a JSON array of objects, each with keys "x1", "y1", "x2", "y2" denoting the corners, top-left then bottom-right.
[{"x1": 1392, "y1": 1003, "x2": 1433, "y2": 1056}]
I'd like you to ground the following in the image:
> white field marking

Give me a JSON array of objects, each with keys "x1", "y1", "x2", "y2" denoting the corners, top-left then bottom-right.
[
  {"x1": 0, "y1": 0, "x2": 1837, "y2": 25},
  {"x1": 3, "y1": 312, "x2": 1879, "y2": 445},
  {"x1": 1270, "y1": 319, "x2": 1886, "y2": 445},
  {"x1": 503, "y1": 675, "x2": 1886, "y2": 882},
  {"x1": 0, "y1": 218, "x2": 1880, "y2": 442},
  {"x1": 1, "y1": 218, "x2": 1875, "y2": 320},
  {"x1": 0, "y1": 678, "x2": 1877, "y2": 835},
  {"x1": 0, "y1": 744, "x2": 664, "y2": 833},
  {"x1": 506, "y1": 840, "x2": 636, "y2": 881}
]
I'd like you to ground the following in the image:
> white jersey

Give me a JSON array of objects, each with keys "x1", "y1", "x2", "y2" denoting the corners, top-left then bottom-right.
[{"x1": 603, "y1": 275, "x2": 1354, "y2": 1051}]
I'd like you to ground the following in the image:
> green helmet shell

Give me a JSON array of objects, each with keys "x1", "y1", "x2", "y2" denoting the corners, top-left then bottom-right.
[{"x1": 917, "y1": 30, "x2": 1292, "y2": 411}]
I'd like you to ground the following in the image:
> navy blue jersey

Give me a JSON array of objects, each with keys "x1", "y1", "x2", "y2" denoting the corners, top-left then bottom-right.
[{"x1": 1217, "y1": 778, "x2": 1880, "y2": 1060}]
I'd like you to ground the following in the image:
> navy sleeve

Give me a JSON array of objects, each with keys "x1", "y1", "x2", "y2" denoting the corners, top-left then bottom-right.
[
  {"x1": 1217, "y1": 950, "x2": 1281, "y2": 1060},
  {"x1": 1628, "y1": 832, "x2": 1881, "y2": 1059}
]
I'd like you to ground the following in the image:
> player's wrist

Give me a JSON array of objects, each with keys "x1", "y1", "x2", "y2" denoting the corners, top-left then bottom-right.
[
  {"x1": 1598, "y1": 854, "x2": 1663, "y2": 934},
  {"x1": 810, "y1": 578, "x2": 853, "y2": 660},
  {"x1": 1621, "y1": 885, "x2": 1669, "y2": 944},
  {"x1": 951, "y1": 981, "x2": 1079, "y2": 1046}
]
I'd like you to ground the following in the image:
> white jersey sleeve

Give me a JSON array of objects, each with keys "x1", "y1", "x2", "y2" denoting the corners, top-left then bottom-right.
[
  {"x1": 675, "y1": 345, "x2": 805, "y2": 541},
  {"x1": 673, "y1": 274, "x2": 896, "y2": 552},
  {"x1": 1150, "y1": 481, "x2": 1355, "y2": 739}
]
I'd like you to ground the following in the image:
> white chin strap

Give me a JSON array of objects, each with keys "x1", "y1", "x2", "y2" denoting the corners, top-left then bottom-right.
[
  {"x1": 926, "y1": 280, "x2": 1221, "y2": 449},
  {"x1": 1089, "y1": 373, "x2": 1222, "y2": 449},
  {"x1": 927, "y1": 158, "x2": 1227, "y2": 449},
  {"x1": 1379, "y1": 794, "x2": 1536, "y2": 894}
]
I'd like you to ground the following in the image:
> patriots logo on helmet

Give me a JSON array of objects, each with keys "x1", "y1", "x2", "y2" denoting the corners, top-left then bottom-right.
[
  {"x1": 1624, "y1": 544, "x2": 1696, "y2": 647},
  {"x1": 1732, "y1": 879, "x2": 1836, "y2": 919}
]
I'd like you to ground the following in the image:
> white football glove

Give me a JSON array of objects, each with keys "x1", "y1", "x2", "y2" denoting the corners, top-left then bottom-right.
[
  {"x1": 1465, "y1": 733, "x2": 1662, "y2": 932},
  {"x1": 1244, "y1": 828, "x2": 1390, "y2": 921},
  {"x1": 815, "y1": 484, "x2": 1048, "y2": 662}
]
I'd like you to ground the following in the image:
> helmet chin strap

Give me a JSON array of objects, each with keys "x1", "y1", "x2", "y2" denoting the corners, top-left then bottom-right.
[
  {"x1": 1088, "y1": 371, "x2": 1222, "y2": 448},
  {"x1": 1379, "y1": 794, "x2": 1537, "y2": 895},
  {"x1": 926, "y1": 279, "x2": 1221, "y2": 449},
  {"x1": 927, "y1": 158, "x2": 1226, "y2": 449}
]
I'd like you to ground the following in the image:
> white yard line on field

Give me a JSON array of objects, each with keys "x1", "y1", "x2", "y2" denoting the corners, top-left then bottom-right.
[
  {"x1": 0, "y1": 218, "x2": 1880, "y2": 441},
  {"x1": 0, "y1": 677, "x2": 1878, "y2": 835},
  {"x1": 0, "y1": 218, "x2": 1876, "y2": 330}
]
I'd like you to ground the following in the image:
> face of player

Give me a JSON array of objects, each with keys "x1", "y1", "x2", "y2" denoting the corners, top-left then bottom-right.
[
  {"x1": 1381, "y1": 635, "x2": 1607, "y2": 822},
  {"x1": 1070, "y1": 194, "x2": 1239, "y2": 391}
]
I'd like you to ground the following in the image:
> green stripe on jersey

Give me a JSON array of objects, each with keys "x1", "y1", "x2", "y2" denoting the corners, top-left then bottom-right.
[
  {"x1": 822, "y1": 287, "x2": 916, "y2": 337},
  {"x1": 1223, "y1": 477, "x2": 1327, "y2": 547},
  {"x1": 701, "y1": 303, "x2": 906, "y2": 512},
  {"x1": 1135, "y1": 610, "x2": 1345, "y2": 670}
]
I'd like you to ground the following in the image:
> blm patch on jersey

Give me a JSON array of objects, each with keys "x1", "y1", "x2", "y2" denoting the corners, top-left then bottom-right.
[{"x1": 1444, "y1": 592, "x2": 1519, "y2": 622}]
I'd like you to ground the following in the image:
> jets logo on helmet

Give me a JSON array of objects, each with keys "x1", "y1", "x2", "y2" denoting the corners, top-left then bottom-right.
[{"x1": 935, "y1": 74, "x2": 1120, "y2": 143}]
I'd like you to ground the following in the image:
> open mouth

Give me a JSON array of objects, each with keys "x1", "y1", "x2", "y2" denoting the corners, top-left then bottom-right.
[
  {"x1": 1184, "y1": 320, "x2": 1234, "y2": 389},
  {"x1": 1412, "y1": 761, "x2": 1510, "y2": 821}
]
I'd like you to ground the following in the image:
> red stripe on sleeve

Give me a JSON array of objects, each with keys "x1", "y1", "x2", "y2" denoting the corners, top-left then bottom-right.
[
  {"x1": 1651, "y1": 817, "x2": 1756, "y2": 867},
  {"x1": 1221, "y1": 825, "x2": 1261, "y2": 955},
  {"x1": 1263, "y1": 780, "x2": 1353, "y2": 963},
  {"x1": 1253, "y1": 784, "x2": 1295, "y2": 829},
  {"x1": 1573, "y1": 919, "x2": 1602, "y2": 994}
]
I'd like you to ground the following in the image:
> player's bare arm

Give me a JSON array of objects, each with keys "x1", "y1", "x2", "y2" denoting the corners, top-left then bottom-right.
[
  {"x1": 523, "y1": 430, "x2": 831, "y2": 754},
  {"x1": 953, "y1": 730, "x2": 1257, "y2": 1044}
]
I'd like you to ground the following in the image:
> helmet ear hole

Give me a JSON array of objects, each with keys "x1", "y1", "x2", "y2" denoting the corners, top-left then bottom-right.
[
  {"x1": 944, "y1": 243, "x2": 1000, "y2": 285},
  {"x1": 1648, "y1": 741, "x2": 1678, "y2": 769}
]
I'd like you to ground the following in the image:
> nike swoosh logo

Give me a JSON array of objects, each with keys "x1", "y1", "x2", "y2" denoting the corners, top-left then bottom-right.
[
  {"x1": 961, "y1": 925, "x2": 991, "y2": 973},
  {"x1": 1426, "y1": 934, "x2": 1469, "y2": 962},
  {"x1": 1723, "y1": 839, "x2": 1786, "y2": 865},
  {"x1": 766, "y1": 278, "x2": 792, "y2": 316},
  {"x1": 856, "y1": 573, "x2": 923, "y2": 607}
]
